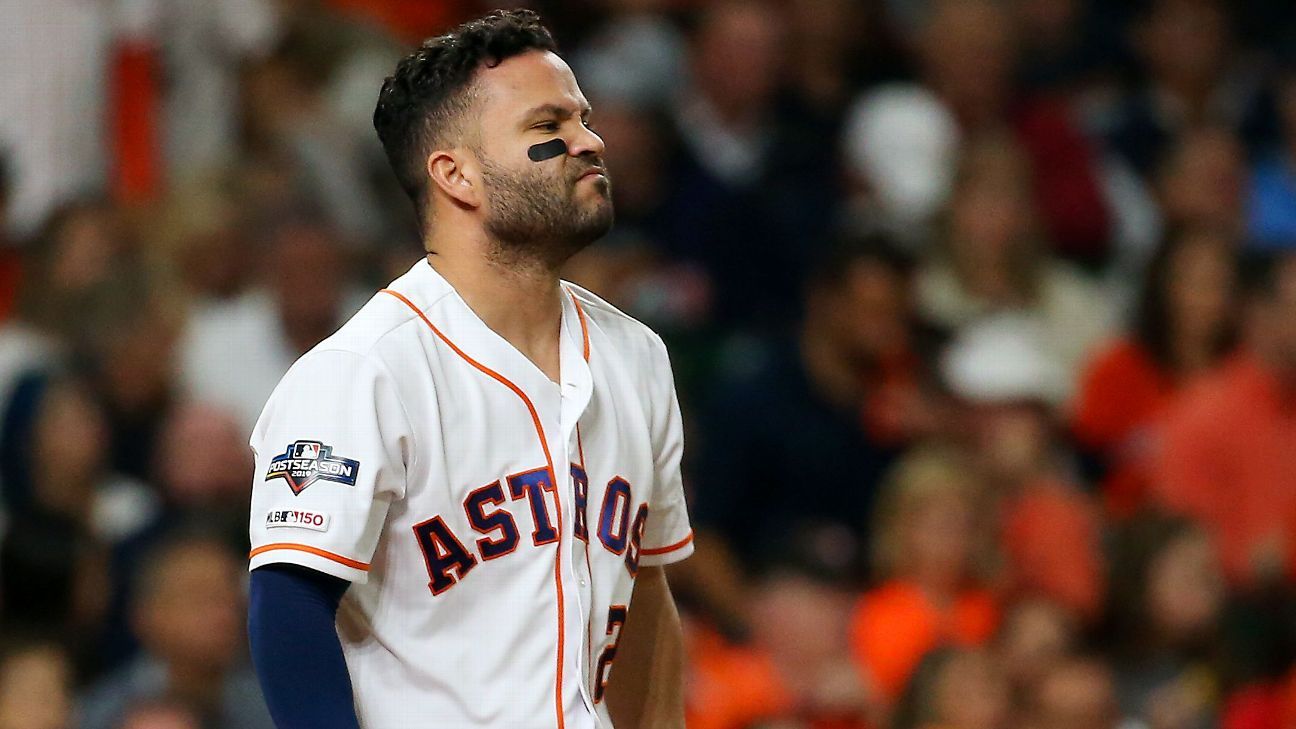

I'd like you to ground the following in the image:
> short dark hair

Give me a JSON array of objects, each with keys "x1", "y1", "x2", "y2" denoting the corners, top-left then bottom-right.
[{"x1": 373, "y1": 9, "x2": 558, "y2": 212}]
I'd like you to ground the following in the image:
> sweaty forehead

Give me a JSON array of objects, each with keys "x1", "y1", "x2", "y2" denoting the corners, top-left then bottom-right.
[{"x1": 476, "y1": 50, "x2": 587, "y2": 120}]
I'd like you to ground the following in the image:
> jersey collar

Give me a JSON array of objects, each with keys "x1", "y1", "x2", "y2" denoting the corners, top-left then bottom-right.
[{"x1": 388, "y1": 258, "x2": 594, "y2": 420}]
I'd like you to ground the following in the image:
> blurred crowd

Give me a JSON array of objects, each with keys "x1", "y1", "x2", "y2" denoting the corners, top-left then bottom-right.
[{"x1": 4, "y1": 0, "x2": 1296, "y2": 727}]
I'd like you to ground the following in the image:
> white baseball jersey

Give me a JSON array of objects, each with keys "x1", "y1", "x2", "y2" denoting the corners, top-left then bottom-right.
[{"x1": 247, "y1": 258, "x2": 693, "y2": 729}]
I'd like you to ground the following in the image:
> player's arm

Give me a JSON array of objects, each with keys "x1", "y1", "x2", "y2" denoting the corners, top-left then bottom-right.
[
  {"x1": 248, "y1": 564, "x2": 360, "y2": 729},
  {"x1": 245, "y1": 349, "x2": 413, "y2": 728},
  {"x1": 603, "y1": 566, "x2": 686, "y2": 729}
]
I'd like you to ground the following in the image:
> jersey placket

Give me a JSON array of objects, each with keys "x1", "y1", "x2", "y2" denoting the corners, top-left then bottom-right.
[{"x1": 558, "y1": 290, "x2": 598, "y2": 722}]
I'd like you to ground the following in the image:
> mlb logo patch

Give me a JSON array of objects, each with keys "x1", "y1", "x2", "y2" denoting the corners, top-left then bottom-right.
[{"x1": 265, "y1": 439, "x2": 360, "y2": 495}]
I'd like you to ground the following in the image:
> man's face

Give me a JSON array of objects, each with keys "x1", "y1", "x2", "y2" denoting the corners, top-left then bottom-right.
[
  {"x1": 471, "y1": 51, "x2": 613, "y2": 266},
  {"x1": 136, "y1": 544, "x2": 242, "y2": 671},
  {"x1": 819, "y1": 260, "x2": 911, "y2": 364}
]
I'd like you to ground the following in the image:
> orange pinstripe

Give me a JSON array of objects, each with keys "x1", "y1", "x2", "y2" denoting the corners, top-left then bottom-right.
[
  {"x1": 568, "y1": 289, "x2": 591, "y2": 362},
  {"x1": 642, "y1": 530, "x2": 694, "y2": 556},
  {"x1": 249, "y1": 543, "x2": 370, "y2": 571}
]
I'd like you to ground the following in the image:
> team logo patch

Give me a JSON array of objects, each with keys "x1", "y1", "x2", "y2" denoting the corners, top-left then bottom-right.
[{"x1": 265, "y1": 440, "x2": 360, "y2": 495}]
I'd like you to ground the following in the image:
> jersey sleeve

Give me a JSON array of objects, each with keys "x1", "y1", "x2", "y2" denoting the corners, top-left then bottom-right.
[
  {"x1": 639, "y1": 335, "x2": 694, "y2": 567},
  {"x1": 248, "y1": 349, "x2": 412, "y2": 583}
]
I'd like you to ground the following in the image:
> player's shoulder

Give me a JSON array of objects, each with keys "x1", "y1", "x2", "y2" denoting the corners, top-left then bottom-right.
[
  {"x1": 564, "y1": 281, "x2": 668, "y2": 359},
  {"x1": 313, "y1": 292, "x2": 419, "y2": 357},
  {"x1": 285, "y1": 286, "x2": 434, "y2": 386}
]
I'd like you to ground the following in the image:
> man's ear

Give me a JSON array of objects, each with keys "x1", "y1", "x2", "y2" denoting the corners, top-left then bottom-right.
[{"x1": 427, "y1": 149, "x2": 482, "y2": 209}]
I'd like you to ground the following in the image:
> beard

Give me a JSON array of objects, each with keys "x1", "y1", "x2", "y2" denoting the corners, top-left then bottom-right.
[{"x1": 479, "y1": 154, "x2": 614, "y2": 269}]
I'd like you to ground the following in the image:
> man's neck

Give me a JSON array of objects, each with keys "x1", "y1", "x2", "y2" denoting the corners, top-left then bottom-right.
[{"x1": 426, "y1": 251, "x2": 564, "y2": 382}]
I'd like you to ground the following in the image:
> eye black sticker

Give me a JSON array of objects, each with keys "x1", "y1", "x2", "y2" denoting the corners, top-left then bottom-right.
[{"x1": 528, "y1": 138, "x2": 568, "y2": 162}]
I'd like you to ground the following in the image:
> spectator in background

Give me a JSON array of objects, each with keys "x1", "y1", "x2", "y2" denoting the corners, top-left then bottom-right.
[
  {"x1": 1025, "y1": 658, "x2": 1122, "y2": 729},
  {"x1": 1156, "y1": 126, "x2": 1247, "y2": 236},
  {"x1": 1248, "y1": 58, "x2": 1296, "y2": 249},
  {"x1": 1073, "y1": 227, "x2": 1238, "y2": 518},
  {"x1": 96, "y1": 403, "x2": 255, "y2": 669},
  {"x1": 0, "y1": 377, "x2": 126, "y2": 670},
  {"x1": 849, "y1": 446, "x2": 999, "y2": 705},
  {"x1": 943, "y1": 315, "x2": 1106, "y2": 620},
  {"x1": 996, "y1": 599, "x2": 1080, "y2": 710},
  {"x1": 841, "y1": 85, "x2": 961, "y2": 248},
  {"x1": 82, "y1": 284, "x2": 182, "y2": 483},
  {"x1": 1106, "y1": 516, "x2": 1225, "y2": 729},
  {"x1": 683, "y1": 617, "x2": 791, "y2": 729},
  {"x1": 672, "y1": 0, "x2": 784, "y2": 194},
  {"x1": 78, "y1": 532, "x2": 273, "y2": 729},
  {"x1": 1013, "y1": 0, "x2": 1117, "y2": 93},
  {"x1": 0, "y1": 373, "x2": 156, "y2": 539},
  {"x1": 121, "y1": 0, "x2": 281, "y2": 185},
  {"x1": 571, "y1": 0, "x2": 686, "y2": 109},
  {"x1": 237, "y1": 21, "x2": 394, "y2": 246},
  {"x1": 893, "y1": 647, "x2": 1011, "y2": 729},
  {"x1": 737, "y1": 554, "x2": 875, "y2": 727},
  {"x1": 0, "y1": 0, "x2": 111, "y2": 238},
  {"x1": 0, "y1": 636, "x2": 72, "y2": 729},
  {"x1": 8, "y1": 205, "x2": 179, "y2": 482},
  {"x1": 151, "y1": 403, "x2": 254, "y2": 546},
  {"x1": 659, "y1": 0, "x2": 840, "y2": 329},
  {"x1": 781, "y1": 0, "x2": 873, "y2": 116},
  {"x1": 15, "y1": 199, "x2": 139, "y2": 347},
  {"x1": 680, "y1": 235, "x2": 941, "y2": 631},
  {"x1": 114, "y1": 700, "x2": 202, "y2": 729},
  {"x1": 899, "y1": 0, "x2": 1112, "y2": 262},
  {"x1": 1104, "y1": 0, "x2": 1260, "y2": 179},
  {"x1": 0, "y1": 207, "x2": 130, "y2": 470},
  {"x1": 917, "y1": 133, "x2": 1114, "y2": 391},
  {"x1": 683, "y1": 570, "x2": 876, "y2": 729},
  {"x1": 1155, "y1": 250, "x2": 1296, "y2": 587},
  {"x1": 178, "y1": 218, "x2": 358, "y2": 432},
  {"x1": 150, "y1": 188, "x2": 253, "y2": 305}
]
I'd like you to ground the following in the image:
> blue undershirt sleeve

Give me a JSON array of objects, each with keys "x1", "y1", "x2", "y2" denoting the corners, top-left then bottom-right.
[{"x1": 248, "y1": 564, "x2": 361, "y2": 729}]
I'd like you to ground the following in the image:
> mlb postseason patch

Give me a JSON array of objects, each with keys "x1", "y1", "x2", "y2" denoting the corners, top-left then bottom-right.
[
  {"x1": 265, "y1": 439, "x2": 360, "y2": 495},
  {"x1": 265, "y1": 509, "x2": 331, "y2": 532}
]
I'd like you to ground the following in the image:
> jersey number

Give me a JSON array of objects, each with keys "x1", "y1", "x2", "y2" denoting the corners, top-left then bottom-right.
[{"x1": 593, "y1": 605, "x2": 628, "y2": 703}]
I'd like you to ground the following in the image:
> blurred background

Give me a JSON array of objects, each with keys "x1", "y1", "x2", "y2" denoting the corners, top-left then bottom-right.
[{"x1": 4, "y1": 0, "x2": 1296, "y2": 727}]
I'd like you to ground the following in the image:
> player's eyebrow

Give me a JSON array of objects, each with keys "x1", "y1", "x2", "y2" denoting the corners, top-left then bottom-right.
[{"x1": 521, "y1": 102, "x2": 593, "y2": 124}]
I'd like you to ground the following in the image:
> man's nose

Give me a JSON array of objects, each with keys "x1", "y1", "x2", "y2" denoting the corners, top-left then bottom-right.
[{"x1": 566, "y1": 124, "x2": 605, "y2": 159}]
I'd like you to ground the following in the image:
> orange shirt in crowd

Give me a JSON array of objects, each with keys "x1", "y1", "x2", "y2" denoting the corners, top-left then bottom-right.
[
  {"x1": 686, "y1": 622, "x2": 873, "y2": 729},
  {"x1": 848, "y1": 580, "x2": 999, "y2": 702},
  {"x1": 1072, "y1": 339, "x2": 1177, "y2": 518},
  {"x1": 1220, "y1": 668, "x2": 1296, "y2": 729},
  {"x1": 1000, "y1": 480, "x2": 1106, "y2": 620},
  {"x1": 685, "y1": 623, "x2": 792, "y2": 729},
  {"x1": 1155, "y1": 354, "x2": 1296, "y2": 585}
]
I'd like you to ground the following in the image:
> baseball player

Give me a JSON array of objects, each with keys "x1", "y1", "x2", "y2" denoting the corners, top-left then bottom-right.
[{"x1": 246, "y1": 10, "x2": 692, "y2": 729}]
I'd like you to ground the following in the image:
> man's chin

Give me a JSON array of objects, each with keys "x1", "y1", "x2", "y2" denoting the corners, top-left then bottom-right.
[{"x1": 583, "y1": 204, "x2": 615, "y2": 243}]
